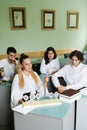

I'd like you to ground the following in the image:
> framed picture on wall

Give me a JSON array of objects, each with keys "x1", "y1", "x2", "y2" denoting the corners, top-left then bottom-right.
[
  {"x1": 9, "y1": 7, "x2": 27, "y2": 30},
  {"x1": 41, "y1": 9, "x2": 55, "y2": 30},
  {"x1": 67, "y1": 11, "x2": 79, "y2": 30}
]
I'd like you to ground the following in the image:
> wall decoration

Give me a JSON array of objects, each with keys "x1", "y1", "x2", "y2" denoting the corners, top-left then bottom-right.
[
  {"x1": 67, "y1": 11, "x2": 79, "y2": 30},
  {"x1": 41, "y1": 9, "x2": 55, "y2": 30},
  {"x1": 9, "y1": 7, "x2": 27, "y2": 30}
]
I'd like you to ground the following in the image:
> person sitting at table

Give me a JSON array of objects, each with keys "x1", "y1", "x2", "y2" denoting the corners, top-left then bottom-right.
[
  {"x1": 0, "y1": 47, "x2": 18, "y2": 81},
  {"x1": 40, "y1": 47, "x2": 60, "y2": 93},
  {"x1": 52, "y1": 50, "x2": 87, "y2": 93},
  {"x1": 40, "y1": 47, "x2": 60, "y2": 75},
  {"x1": 11, "y1": 53, "x2": 49, "y2": 108}
]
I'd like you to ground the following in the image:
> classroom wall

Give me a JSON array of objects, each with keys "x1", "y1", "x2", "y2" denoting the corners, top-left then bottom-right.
[{"x1": 0, "y1": 0, "x2": 87, "y2": 54}]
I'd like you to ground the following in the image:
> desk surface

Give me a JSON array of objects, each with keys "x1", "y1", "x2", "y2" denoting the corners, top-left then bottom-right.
[
  {"x1": 13, "y1": 98, "x2": 72, "y2": 119},
  {"x1": 31, "y1": 101, "x2": 70, "y2": 119},
  {"x1": 0, "y1": 81, "x2": 12, "y2": 87},
  {"x1": 31, "y1": 95, "x2": 87, "y2": 120}
]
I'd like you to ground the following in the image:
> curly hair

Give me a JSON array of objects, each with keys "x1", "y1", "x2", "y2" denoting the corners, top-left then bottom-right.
[
  {"x1": 69, "y1": 50, "x2": 84, "y2": 62},
  {"x1": 44, "y1": 47, "x2": 57, "y2": 64}
]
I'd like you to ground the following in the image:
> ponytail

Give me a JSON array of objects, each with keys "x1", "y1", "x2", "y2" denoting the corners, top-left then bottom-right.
[{"x1": 18, "y1": 53, "x2": 39, "y2": 88}]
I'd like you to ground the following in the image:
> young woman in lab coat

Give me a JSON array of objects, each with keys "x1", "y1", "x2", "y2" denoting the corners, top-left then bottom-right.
[
  {"x1": 11, "y1": 54, "x2": 49, "y2": 108},
  {"x1": 40, "y1": 47, "x2": 60, "y2": 75}
]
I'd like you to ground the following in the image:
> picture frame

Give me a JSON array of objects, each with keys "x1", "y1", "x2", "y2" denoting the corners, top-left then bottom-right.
[
  {"x1": 41, "y1": 9, "x2": 55, "y2": 30},
  {"x1": 9, "y1": 7, "x2": 27, "y2": 30},
  {"x1": 67, "y1": 11, "x2": 79, "y2": 30}
]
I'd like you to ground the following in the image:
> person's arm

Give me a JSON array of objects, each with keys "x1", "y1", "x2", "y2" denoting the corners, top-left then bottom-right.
[
  {"x1": 43, "y1": 76, "x2": 49, "y2": 96},
  {"x1": 11, "y1": 75, "x2": 23, "y2": 108},
  {"x1": 66, "y1": 67, "x2": 87, "y2": 90},
  {"x1": 56, "y1": 65, "x2": 87, "y2": 91},
  {"x1": 57, "y1": 85, "x2": 67, "y2": 93},
  {"x1": 52, "y1": 66, "x2": 67, "y2": 87},
  {"x1": 52, "y1": 57, "x2": 60, "y2": 72},
  {"x1": 52, "y1": 73, "x2": 67, "y2": 93},
  {"x1": 40, "y1": 58, "x2": 48, "y2": 74},
  {"x1": 35, "y1": 72, "x2": 49, "y2": 96}
]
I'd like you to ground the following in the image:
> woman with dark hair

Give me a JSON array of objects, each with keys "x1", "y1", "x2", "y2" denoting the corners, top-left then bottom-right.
[
  {"x1": 11, "y1": 54, "x2": 49, "y2": 108},
  {"x1": 40, "y1": 47, "x2": 60, "y2": 75},
  {"x1": 52, "y1": 50, "x2": 87, "y2": 93}
]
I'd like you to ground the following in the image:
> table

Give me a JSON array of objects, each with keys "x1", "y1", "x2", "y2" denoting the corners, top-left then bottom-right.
[
  {"x1": 0, "y1": 81, "x2": 12, "y2": 126},
  {"x1": 76, "y1": 95, "x2": 87, "y2": 130},
  {"x1": 13, "y1": 101, "x2": 75, "y2": 130}
]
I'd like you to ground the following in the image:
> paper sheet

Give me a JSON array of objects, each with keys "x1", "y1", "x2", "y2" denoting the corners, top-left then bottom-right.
[{"x1": 12, "y1": 104, "x2": 38, "y2": 115}]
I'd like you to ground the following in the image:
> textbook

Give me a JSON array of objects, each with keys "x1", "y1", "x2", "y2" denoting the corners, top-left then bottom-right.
[{"x1": 59, "y1": 89, "x2": 81, "y2": 103}]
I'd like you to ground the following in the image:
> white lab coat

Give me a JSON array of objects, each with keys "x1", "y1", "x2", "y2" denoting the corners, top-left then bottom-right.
[
  {"x1": 40, "y1": 57, "x2": 60, "y2": 74},
  {"x1": 52, "y1": 63, "x2": 87, "y2": 90},
  {"x1": 0, "y1": 59, "x2": 18, "y2": 81},
  {"x1": 11, "y1": 72, "x2": 49, "y2": 108}
]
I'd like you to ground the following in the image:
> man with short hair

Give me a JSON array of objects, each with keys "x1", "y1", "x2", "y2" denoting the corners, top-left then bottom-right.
[{"x1": 0, "y1": 47, "x2": 18, "y2": 81}]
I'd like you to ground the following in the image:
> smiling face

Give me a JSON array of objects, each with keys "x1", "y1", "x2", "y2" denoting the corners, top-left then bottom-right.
[
  {"x1": 21, "y1": 58, "x2": 32, "y2": 72},
  {"x1": 71, "y1": 56, "x2": 81, "y2": 67}
]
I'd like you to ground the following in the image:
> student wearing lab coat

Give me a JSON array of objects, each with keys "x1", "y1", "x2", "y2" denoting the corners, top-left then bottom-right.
[
  {"x1": 0, "y1": 47, "x2": 18, "y2": 81},
  {"x1": 52, "y1": 50, "x2": 87, "y2": 93},
  {"x1": 11, "y1": 54, "x2": 49, "y2": 108},
  {"x1": 40, "y1": 47, "x2": 60, "y2": 75},
  {"x1": 40, "y1": 47, "x2": 60, "y2": 93}
]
